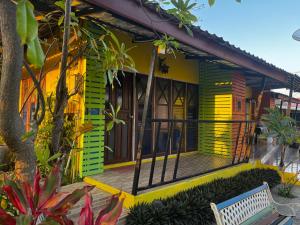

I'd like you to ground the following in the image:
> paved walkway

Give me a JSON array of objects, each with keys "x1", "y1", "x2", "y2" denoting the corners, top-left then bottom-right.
[{"x1": 252, "y1": 142, "x2": 300, "y2": 174}]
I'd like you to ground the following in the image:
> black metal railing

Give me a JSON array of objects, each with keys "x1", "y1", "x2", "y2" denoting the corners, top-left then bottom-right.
[{"x1": 132, "y1": 119, "x2": 256, "y2": 195}]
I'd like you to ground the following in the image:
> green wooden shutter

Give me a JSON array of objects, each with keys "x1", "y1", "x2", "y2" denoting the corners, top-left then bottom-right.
[{"x1": 80, "y1": 54, "x2": 106, "y2": 177}]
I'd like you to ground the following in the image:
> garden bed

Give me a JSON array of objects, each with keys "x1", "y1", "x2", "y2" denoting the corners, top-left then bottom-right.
[{"x1": 126, "y1": 169, "x2": 281, "y2": 225}]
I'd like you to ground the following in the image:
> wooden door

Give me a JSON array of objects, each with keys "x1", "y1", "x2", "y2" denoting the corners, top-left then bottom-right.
[{"x1": 104, "y1": 75, "x2": 133, "y2": 164}]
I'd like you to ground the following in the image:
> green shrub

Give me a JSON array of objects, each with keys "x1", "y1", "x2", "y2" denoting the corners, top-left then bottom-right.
[{"x1": 126, "y1": 169, "x2": 281, "y2": 225}]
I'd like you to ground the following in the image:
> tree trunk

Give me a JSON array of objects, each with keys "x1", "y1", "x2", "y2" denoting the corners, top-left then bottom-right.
[
  {"x1": 51, "y1": 0, "x2": 72, "y2": 153},
  {"x1": 279, "y1": 145, "x2": 286, "y2": 169},
  {"x1": 0, "y1": 0, "x2": 36, "y2": 182}
]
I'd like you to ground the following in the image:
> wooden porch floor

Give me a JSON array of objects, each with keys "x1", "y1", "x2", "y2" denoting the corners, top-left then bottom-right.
[{"x1": 89, "y1": 151, "x2": 232, "y2": 194}]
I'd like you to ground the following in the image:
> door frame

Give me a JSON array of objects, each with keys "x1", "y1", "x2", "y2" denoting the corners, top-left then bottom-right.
[{"x1": 104, "y1": 74, "x2": 133, "y2": 165}]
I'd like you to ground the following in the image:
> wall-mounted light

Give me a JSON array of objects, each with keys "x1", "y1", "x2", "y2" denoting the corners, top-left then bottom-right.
[{"x1": 158, "y1": 57, "x2": 169, "y2": 74}]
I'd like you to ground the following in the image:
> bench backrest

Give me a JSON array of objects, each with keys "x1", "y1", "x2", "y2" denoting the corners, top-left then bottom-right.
[{"x1": 211, "y1": 183, "x2": 272, "y2": 225}]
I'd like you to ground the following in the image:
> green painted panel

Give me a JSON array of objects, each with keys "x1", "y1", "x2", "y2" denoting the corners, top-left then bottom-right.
[
  {"x1": 199, "y1": 62, "x2": 233, "y2": 157},
  {"x1": 80, "y1": 26, "x2": 106, "y2": 177}
]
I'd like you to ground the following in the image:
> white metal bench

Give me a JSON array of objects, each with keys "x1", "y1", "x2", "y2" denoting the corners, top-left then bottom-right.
[{"x1": 210, "y1": 182, "x2": 296, "y2": 225}]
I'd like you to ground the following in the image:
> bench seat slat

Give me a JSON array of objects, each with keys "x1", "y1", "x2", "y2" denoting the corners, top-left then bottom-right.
[
  {"x1": 217, "y1": 184, "x2": 269, "y2": 210},
  {"x1": 240, "y1": 206, "x2": 274, "y2": 225}
]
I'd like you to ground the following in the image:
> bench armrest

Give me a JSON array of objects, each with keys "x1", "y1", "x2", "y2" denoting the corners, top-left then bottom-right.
[
  {"x1": 263, "y1": 182, "x2": 297, "y2": 217},
  {"x1": 284, "y1": 203, "x2": 300, "y2": 216},
  {"x1": 271, "y1": 200, "x2": 296, "y2": 217}
]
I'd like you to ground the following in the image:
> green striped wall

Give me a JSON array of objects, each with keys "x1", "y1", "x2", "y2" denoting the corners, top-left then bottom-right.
[
  {"x1": 199, "y1": 62, "x2": 233, "y2": 157},
  {"x1": 80, "y1": 54, "x2": 106, "y2": 177}
]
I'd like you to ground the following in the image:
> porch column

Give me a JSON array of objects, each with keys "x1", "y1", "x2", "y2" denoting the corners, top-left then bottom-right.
[
  {"x1": 254, "y1": 76, "x2": 267, "y2": 120},
  {"x1": 287, "y1": 75, "x2": 295, "y2": 116},
  {"x1": 280, "y1": 99, "x2": 283, "y2": 111},
  {"x1": 132, "y1": 46, "x2": 157, "y2": 195},
  {"x1": 245, "y1": 76, "x2": 267, "y2": 160}
]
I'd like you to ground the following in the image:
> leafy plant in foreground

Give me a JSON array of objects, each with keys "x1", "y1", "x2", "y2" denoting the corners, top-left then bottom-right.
[
  {"x1": 0, "y1": 163, "x2": 124, "y2": 225},
  {"x1": 79, "y1": 192, "x2": 124, "y2": 225},
  {"x1": 0, "y1": 163, "x2": 94, "y2": 224}
]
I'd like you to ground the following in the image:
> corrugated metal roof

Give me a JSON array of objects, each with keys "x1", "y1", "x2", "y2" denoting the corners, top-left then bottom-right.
[{"x1": 141, "y1": 0, "x2": 294, "y2": 78}]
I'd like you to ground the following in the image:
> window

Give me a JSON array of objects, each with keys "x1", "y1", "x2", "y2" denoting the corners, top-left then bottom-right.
[
  {"x1": 235, "y1": 97, "x2": 243, "y2": 113},
  {"x1": 135, "y1": 75, "x2": 199, "y2": 155}
]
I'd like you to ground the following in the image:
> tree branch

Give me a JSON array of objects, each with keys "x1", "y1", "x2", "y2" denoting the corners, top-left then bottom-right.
[
  {"x1": 19, "y1": 40, "x2": 58, "y2": 115},
  {"x1": 67, "y1": 73, "x2": 84, "y2": 99},
  {"x1": 47, "y1": 92, "x2": 54, "y2": 117},
  {"x1": 52, "y1": 0, "x2": 72, "y2": 153},
  {"x1": 23, "y1": 60, "x2": 45, "y2": 125}
]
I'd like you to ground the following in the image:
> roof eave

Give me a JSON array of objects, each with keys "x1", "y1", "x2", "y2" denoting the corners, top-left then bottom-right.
[{"x1": 84, "y1": 0, "x2": 290, "y2": 84}]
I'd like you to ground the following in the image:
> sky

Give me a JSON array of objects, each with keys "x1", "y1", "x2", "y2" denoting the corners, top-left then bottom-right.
[
  {"x1": 194, "y1": 0, "x2": 300, "y2": 95},
  {"x1": 197, "y1": 0, "x2": 300, "y2": 73}
]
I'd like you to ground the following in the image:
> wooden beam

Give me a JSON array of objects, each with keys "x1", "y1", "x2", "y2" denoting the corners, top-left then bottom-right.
[
  {"x1": 245, "y1": 76, "x2": 267, "y2": 160},
  {"x1": 185, "y1": 55, "x2": 219, "y2": 61},
  {"x1": 133, "y1": 35, "x2": 156, "y2": 43},
  {"x1": 132, "y1": 46, "x2": 157, "y2": 195}
]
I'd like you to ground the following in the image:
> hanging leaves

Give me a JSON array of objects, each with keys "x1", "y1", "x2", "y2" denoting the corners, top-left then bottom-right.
[
  {"x1": 101, "y1": 31, "x2": 136, "y2": 87},
  {"x1": 54, "y1": 0, "x2": 66, "y2": 11},
  {"x1": 26, "y1": 37, "x2": 45, "y2": 68},
  {"x1": 166, "y1": 0, "x2": 198, "y2": 32},
  {"x1": 208, "y1": 0, "x2": 215, "y2": 6},
  {"x1": 209, "y1": 0, "x2": 241, "y2": 6},
  {"x1": 105, "y1": 103, "x2": 125, "y2": 132},
  {"x1": 16, "y1": 0, "x2": 45, "y2": 68},
  {"x1": 16, "y1": 0, "x2": 38, "y2": 45}
]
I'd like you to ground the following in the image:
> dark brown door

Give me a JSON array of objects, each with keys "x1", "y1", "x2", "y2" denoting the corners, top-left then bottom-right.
[{"x1": 104, "y1": 75, "x2": 133, "y2": 164}]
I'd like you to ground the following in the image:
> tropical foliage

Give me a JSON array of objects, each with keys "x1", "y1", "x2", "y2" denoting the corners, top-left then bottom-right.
[
  {"x1": 153, "y1": 34, "x2": 180, "y2": 56},
  {"x1": 262, "y1": 108, "x2": 300, "y2": 167},
  {"x1": 16, "y1": 0, "x2": 45, "y2": 68},
  {"x1": 0, "y1": 164, "x2": 124, "y2": 225},
  {"x1": 101, "y1": 30, "x2": 136, "y2": 88},
  {"x1": 165, "y1": 0, "x2": 198, "y2": 33},
  {"x1": 208, "y1": 0, "x2": 241, "y2": 7},
  {"x1": 35, "y1": 108, "x2": 74, "y2": 177},
  {"x1": 105, "y1": 104, "x2": 125, "y2": 132},
  {"x1": 278, "y1": 172, "x2": 299, "y2": 198}
]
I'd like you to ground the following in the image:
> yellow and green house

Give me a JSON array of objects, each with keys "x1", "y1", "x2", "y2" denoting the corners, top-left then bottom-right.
[{"x1": 21, "y1": 0, "x2": 297, "y2": 206}]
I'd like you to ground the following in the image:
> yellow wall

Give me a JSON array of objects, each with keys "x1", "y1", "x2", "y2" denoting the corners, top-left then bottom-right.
[
  {"x1": 114, "y1": 30, "x2": 199, "y2": 84},
  {"x1": 21, "y1": 50, "x2": 85, "y2": 133}
]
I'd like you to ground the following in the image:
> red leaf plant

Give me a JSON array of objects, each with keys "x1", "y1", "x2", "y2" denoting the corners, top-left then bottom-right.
[
  {"x1": 78, "y1": 192, "x2": 125, "y2": 225},
  {"x1": 0, "y1": 164, "x2": 125, "y2": 225},
  {"x1": 0, "y1": 164, "x2": 94, "y2": 225}
]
